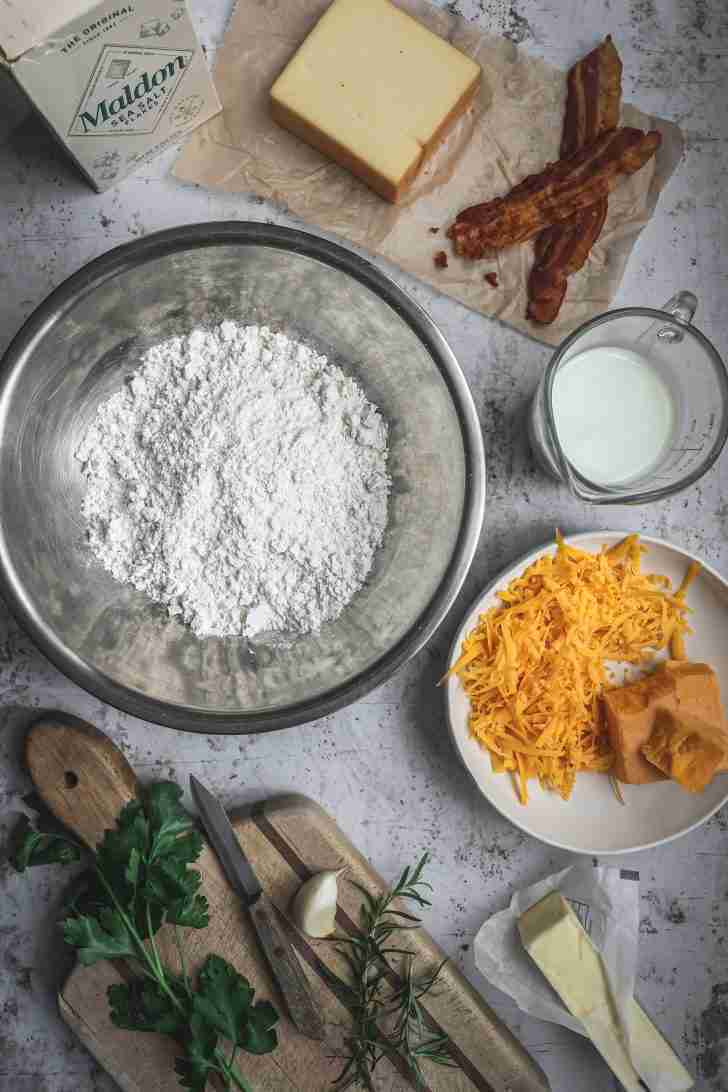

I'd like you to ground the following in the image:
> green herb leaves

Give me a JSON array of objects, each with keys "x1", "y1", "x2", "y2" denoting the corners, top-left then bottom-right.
[
  {"x1": 9, "y1": 780, "x2": 278, "y2": 1092},
  {"x1": 193, "y1": 955, "x2": 279, "y2": 1055},
  {"x1": 109, "y1": 977, "x2": 186, "y2": 1036},
  {"x1": 175, "y1": 1012, "x2": 225, "y2": 1092},
  {"x1": 88, "y1": 784, "x2": 209, "y2": 938},
  {"x1": 63, "y1": 909, "x2": 137, "y2": 964},
  {"x1": 9, "y1": 816, "x2": 81, "y2": 871},
  {"x1": 334, "y1": 853, "x2": 455, "y2": 1089},
  {"x1": 108, "y1": 954, "x2": 279, "y2": 1092}
]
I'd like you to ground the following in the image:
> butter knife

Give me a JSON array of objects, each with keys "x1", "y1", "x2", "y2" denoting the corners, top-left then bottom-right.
[{"x1": 190, "y1": 776, "x2": 325, "y2": 1041}]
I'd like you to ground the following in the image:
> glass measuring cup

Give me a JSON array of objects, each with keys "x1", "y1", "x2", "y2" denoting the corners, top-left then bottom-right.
[{"x1": 529, "y1": 293, "x2": 728, "y2": 504}]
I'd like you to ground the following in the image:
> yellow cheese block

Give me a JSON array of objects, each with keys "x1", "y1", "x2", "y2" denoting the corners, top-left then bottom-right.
[
  {"x1": 270, "y1": 0, "x2": 481, "y2": 202},
  {"x1": 518, "y1": 893, "x2": 693, "y2": 1092}
]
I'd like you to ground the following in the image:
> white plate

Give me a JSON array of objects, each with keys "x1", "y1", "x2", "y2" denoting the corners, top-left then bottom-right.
[{"x1": 445, "y1": 532, "x2": 728, "y2": 855}]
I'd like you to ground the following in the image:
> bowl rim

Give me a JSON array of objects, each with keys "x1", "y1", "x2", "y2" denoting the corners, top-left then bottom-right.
[{"x1": 0, "y1": 222, "x2": 486, "y2": 734}]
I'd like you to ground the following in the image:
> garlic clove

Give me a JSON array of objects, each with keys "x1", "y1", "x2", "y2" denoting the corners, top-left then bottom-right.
[{"x1": 291, "y1": 868, "x2": 345, "y2": 938}]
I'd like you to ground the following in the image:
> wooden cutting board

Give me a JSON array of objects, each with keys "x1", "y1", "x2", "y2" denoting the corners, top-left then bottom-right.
[{"x1": 26, "y1": 714, "x2": 550, "y2": 1092}]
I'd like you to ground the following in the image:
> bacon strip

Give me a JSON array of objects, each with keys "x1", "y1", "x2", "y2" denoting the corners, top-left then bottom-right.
[
  {"x1": 448, "y1": 126, "x2": 660, "y2": 258},
  {"x1": 527, "y1": 204, "x2": 608, "y2": 322},
  {"x1": 528, "y1": 37, "x2": 623, "y2": 324},
  {"x1": 561, "y1": 35, "x2": 622, "y2": 159}
]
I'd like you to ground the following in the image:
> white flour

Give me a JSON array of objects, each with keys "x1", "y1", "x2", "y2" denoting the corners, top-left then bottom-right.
[{"x1": 76, "y1": 322, "x2": 390, "y2": 639}]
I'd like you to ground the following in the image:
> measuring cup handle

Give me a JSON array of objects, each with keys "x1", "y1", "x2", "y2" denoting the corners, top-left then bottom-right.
[{"x1": 661, "y1": 291, "x2": 697, "y2": 326}]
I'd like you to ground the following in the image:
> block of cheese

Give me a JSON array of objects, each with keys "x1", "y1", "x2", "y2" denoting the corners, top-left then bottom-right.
[
  {"x1": 270, "y1": 0, "x2": 482, "y2": 203},
  {"x1": 603, "y1": 671, "x2": 674, "y2": 784},
  {"x1": 604, "y1": 661, "x2": 728, "y2": 785},
  {"x1": 660, "y1": 661, "x2": 728, "y2": 770},
  {"x1": 518, "y1": 893, "x2": 694, "y2": 1092},
  {"x1": 660, "y1": 661, "x2": 725, "y2": 721},
  {"x1": 643, "y1": 707, "x2": 728, "y2": 792}
]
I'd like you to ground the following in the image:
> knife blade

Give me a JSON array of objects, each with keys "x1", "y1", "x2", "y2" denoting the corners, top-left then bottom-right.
[{"x1": 190, "y1": 776, "x2": 325, "y2": 1041}]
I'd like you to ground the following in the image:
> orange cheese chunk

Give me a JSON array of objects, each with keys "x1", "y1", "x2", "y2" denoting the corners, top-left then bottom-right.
[
  {"x1": 661, "y1": 659, "x2": 725, "y2": 724},
  {"x1": 602, "y1": 673, "x2": 673, "y2": 784},
  {"x1": 643, "y1": 707, "x2": 728, "y2": 792},
  {"x1": 604, "y1": 661, "x2": 727, "y2": 786}
]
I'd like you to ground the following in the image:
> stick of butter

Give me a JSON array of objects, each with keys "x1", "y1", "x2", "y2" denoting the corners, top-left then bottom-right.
[
  {"x1": 270, "y1": 0, "x2": 481, "y2": 203},
  {"x1": 518, "y1": 893, "x2": 693, "y2": 1092}
]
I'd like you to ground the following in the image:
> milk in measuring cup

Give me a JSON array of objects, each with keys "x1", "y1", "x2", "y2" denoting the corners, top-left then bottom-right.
[{"x1": 551, "y1": 346, "x2": 676, "y2": 486}]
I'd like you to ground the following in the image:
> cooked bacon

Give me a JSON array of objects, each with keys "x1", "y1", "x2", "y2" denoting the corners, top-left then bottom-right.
[
  {"x1": 527, "y1": 204, "x2": 608, "y2": 322},
  {"x1": 528, "y1": 36, "x2": 623, "y2": 324},
  {"x1": 448, "y1": 126, "x2": 660, "y2": 258},
  {"x1": 561, "y1": 35, "x2": 622, "y2": 159}
]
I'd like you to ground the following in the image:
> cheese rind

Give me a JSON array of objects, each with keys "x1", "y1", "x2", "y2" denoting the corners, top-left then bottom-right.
[
  {"x1": 270, "y1": 0, "x2": 481, "y2": 202},
  {"x1": 518, "y1": 892, "x2": 693, "y2": 1092}
]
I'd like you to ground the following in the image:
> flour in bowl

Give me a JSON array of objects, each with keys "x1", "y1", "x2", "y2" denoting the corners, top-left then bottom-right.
[{"x1": 76, "y1": 322, "x2": 390, "y2": 639}]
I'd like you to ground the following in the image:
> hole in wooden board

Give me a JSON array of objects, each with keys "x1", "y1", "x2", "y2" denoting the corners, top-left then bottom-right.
[{"x1": 64, "y1": 770, "x2": 79, "y2": 789}]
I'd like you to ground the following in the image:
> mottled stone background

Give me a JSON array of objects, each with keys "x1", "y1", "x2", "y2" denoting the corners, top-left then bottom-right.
[{"x1": 1, "y1": 0, "x2": 727, "y2": 1089}]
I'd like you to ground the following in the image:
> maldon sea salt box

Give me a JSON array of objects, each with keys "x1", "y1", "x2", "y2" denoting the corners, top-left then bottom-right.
[{"x1": 0, "y1": 0, "x2": 221, "y2": 190}]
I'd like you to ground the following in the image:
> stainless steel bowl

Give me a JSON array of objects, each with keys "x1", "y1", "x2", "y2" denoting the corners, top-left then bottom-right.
[{"x1": 0, "y1": 223, "x2": 485, "y2": 733}]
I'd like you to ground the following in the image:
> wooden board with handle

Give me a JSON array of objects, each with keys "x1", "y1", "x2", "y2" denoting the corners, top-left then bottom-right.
[{"x1": 26, "y1": 713, "x2": 550, "y2": 1092}]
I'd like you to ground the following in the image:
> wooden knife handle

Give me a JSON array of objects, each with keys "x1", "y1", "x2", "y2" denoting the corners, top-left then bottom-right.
[
  {"x1": 249, "y1": 891, "x2": 326, "y2": 1041},
  {"x1": 25, "y1": 713, "x2": 138, "y2": 849}
]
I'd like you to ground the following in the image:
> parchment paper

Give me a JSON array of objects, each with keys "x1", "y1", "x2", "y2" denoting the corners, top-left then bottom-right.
[
  {"x1": 474, "y1": 863, "x2": 686, "y2": 1092},
  {"x1": 173, "y1": 0, "x2": 684, "y2": 347}
]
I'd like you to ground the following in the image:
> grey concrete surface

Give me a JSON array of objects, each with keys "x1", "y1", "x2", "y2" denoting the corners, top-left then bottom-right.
[{"x1": 1, "y1": 1, "x2": 727, "y2": 1090}]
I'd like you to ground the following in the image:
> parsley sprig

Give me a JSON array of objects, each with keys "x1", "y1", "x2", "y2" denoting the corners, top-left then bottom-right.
[
  {"x1": 10, "y1": 782, "x2": 278, "y2": 1092},
  {"x1": 333, "y1": 853, "x2": 456, "y2": 1090}
]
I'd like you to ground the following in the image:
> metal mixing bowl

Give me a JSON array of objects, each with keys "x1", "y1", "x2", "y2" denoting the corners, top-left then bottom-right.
[{"x1": 0, "y1": 223, "x2": 485, "y2": 732}]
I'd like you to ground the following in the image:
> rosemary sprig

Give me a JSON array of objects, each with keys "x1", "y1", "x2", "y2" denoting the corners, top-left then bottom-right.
[{"x1": 333, "y1": 853, "x2": 457, "y2": 1089}]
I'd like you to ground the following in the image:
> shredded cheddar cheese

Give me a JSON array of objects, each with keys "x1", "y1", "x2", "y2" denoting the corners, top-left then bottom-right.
[
  {"x1": 445, "y1": 534, "x2": 696, "y2": 804},
  {"x1": 670, "y1": 560, "x2": 701, "y2": 660}
]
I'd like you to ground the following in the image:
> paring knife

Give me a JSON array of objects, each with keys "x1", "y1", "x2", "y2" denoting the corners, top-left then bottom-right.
[{"x1": 190, "y1": 775, "x2": 325, "y2": 1041}]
